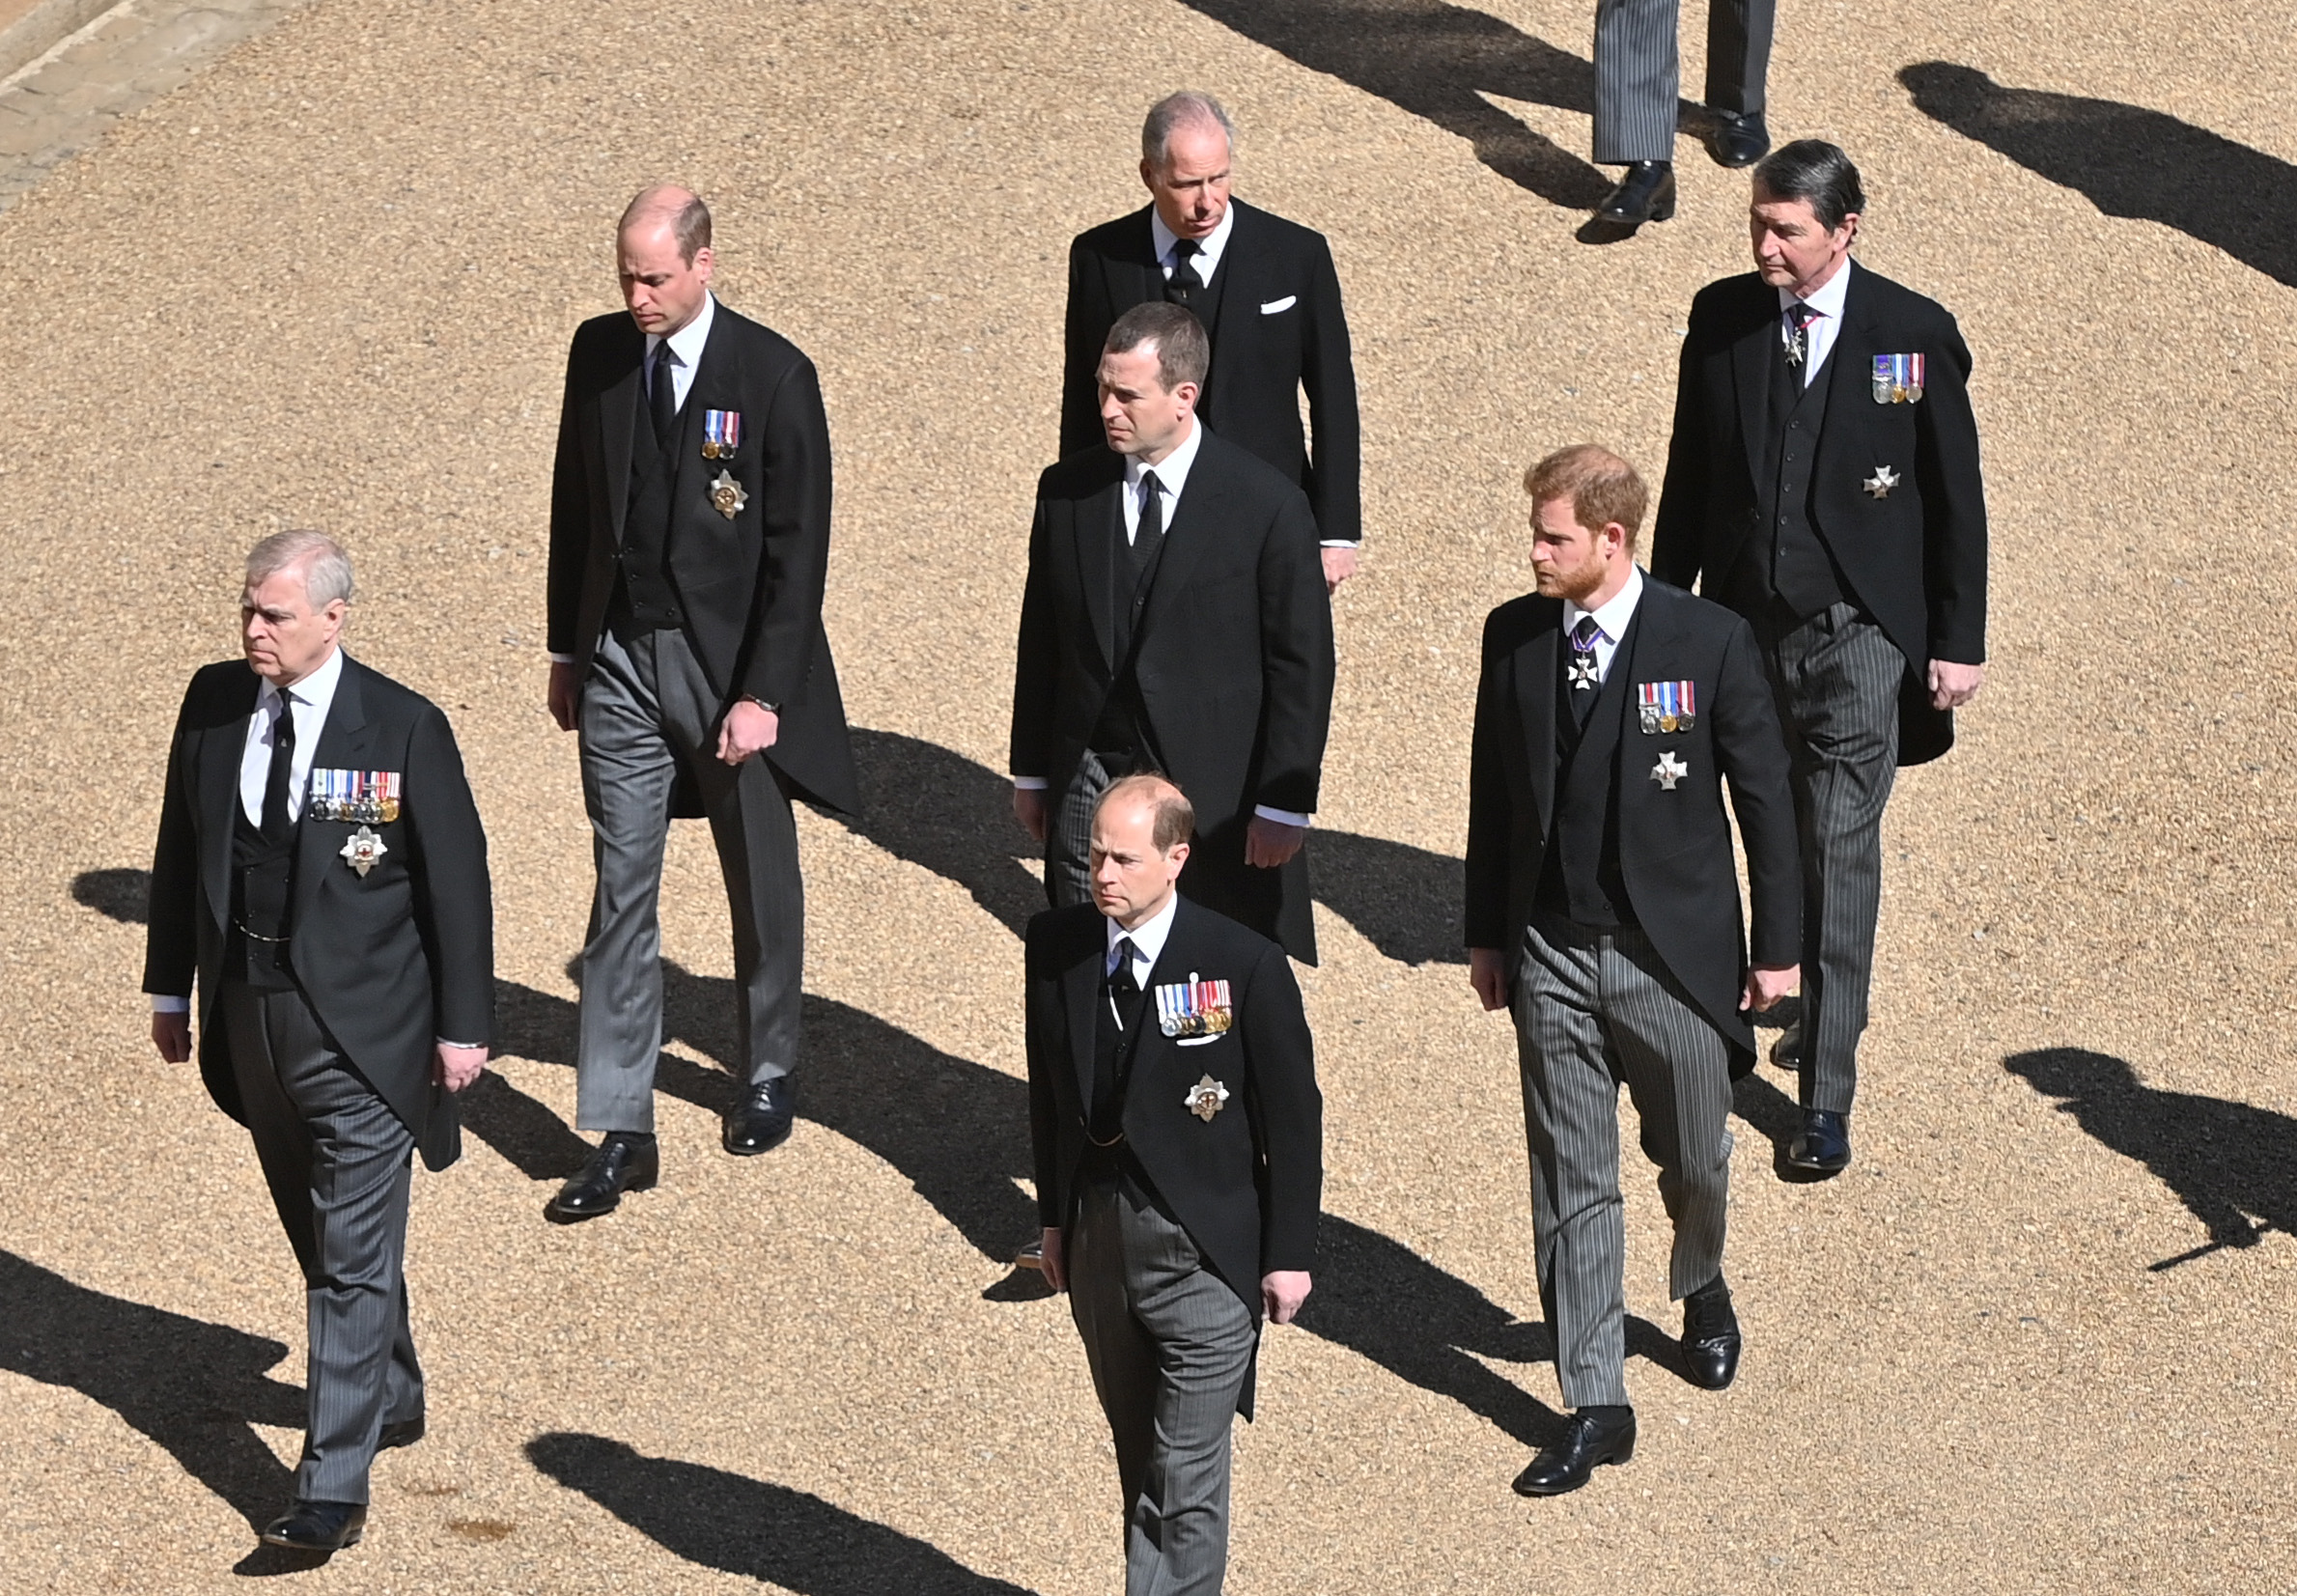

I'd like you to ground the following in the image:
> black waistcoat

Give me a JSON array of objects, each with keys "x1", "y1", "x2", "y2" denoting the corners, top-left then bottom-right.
[
  {"x1": 1081, "y1": 957, "x2": 1154, "y2": 1185},
  {"x1": 613, "y1": 403, "x2": 684, "y2": 636},
  {"x1": 1535, "y1": 635, "x2": 1637, "y2": 928},
  {"x1": 229, "y1": 801, "x2": 298, "y2": 990},
  {"x1": 1089, "y1": 500, "x2": 1170, "y2": 768},
  {"x1": 1723, "y1": 336, "x2": 1848, "y2": 620}
]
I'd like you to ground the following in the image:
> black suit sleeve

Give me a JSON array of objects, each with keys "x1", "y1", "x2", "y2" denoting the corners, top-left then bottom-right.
[
  {"x1": 1914, "y1": 310, "x2": 1987, "y2": 665},
  {"x1": 1009, "y1": 484, "x2": 1059, "y2": 780},
  {"x1": 403, "y1": 703, "x2": 494, "y2": 1047},
  {"x1": 546, "y1": 326, "x2": 591, "y2": 661},
  {"x1": 142, "y1": 676, "x2": 203, "y2": 999},
  {"x1": 1299, "y1": 235, "x2": 1362, "y2": 546},
  {"x1": 1252, "y1": 488, "x2": 1336, "y2": 815},
  {"x1": 1710, "y1": 619, "x2": 1800, "y2": 967},
  {"x1": 1650, "y1": 313, "x2": 1712, "y2": 591},
  {"x1": 1243, "y1": 940, "x2": 1321, "y2": 1274},
  {"x1": 736, "y1": 354, "x2": 835, "y2": 707},
  {"x1": 1463, "y1": 606, "x2": 1516, "y2": 951},
  {"x1": 1059, "y1": 239, "x2": 1109, "y2": 461}
]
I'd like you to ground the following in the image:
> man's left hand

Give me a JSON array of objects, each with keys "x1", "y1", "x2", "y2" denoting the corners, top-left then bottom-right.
[
  {"x1": 434, "y1": 1043, "x2": 488, "y2": 1094},
  {"x1": 1246, "y1": 816, "x2": 1306, "y2": 869},
  {"x1": 1741, "y1": 964, "x2": 1800, "y2": 1014},
  {"x1": 717, "y1": 700, "x2": 781, "y2": 766},
  {"x1": 1263, "y1": 1271, "x2": 1312, "y2": 1324},
  {"x1": 1928, "y1": 659, "x2": 1984, "y2": 712},
  {"x1": 1320, "y1": 546, "x2": 1359, "y2": 594}
]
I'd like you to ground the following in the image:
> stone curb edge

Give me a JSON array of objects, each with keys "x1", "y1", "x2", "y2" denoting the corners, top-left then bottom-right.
[{"x1": 0, "y1": 0, "x2": 122, "y2": 86}]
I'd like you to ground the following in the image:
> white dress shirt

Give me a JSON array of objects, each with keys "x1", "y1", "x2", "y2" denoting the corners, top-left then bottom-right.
[
  {"x1": 647, "y1": 291, "x2": 715, "y2": 413},
  {"x1": 1106, "y1": 890, "x2": 1181, "y2": 992},
  {"x1": 1779, "y1": 256, "x2": 1853, "y2": 388},
  {"x1": 1561, "y1": 565, "x2": 1645, "y2": 686},
  {"x1": 1150, "y1": 204, "x2": 1236, "y2": 287}
]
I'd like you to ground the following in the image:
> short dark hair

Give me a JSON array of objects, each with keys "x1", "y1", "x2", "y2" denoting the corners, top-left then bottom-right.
[
  {"x1": 1105, "y1": 302, "x2": 1210, "y2": 392},
  {"x1": 1095, "y1": 773, "x2": 1194, "y2": 852},
  {"x1": 1752, "y1": 139, "x2": 1865, "y2": 231}
]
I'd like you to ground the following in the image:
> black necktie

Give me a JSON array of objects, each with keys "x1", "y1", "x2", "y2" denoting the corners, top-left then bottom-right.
[
  {"x1": 650, "y1": 343, "x2": 679, "y2": 444},
  {"x1": 1092, "y1": 938, "x2": 1145, "y2": 1137},
  {"x1": 261, "y1": 690, "x2": 297, "y2": 842},
  {"x1": 1166, "y1": 239, "x2": 1204, "y2": 309},
  {"x1": 1135, "y1": 469, "x2": 1164, "y2": 548},
  {"x1": 1782, "y1": 301, "x2": 1818, "y2": 376},
  {"x1": 1568, "y1": 616, "x2": 1602, "y2": 729}
]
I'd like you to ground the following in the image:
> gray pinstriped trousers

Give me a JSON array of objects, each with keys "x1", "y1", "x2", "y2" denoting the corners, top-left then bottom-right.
[
  {"x1": 1757, "y1": 603, "x2": 1901, "y2": 1116},
  {"x1": 223, "y1": 983, "x2": 423, "y2": 1505},
  {"x1": 1592, "y1": 0, "x2": 1776, "y2": 163},
  {"x1": 1068, "y1": 1173, "x2": 1257, "y2": 1596},
  {"x1": 1513, "y1": 916, "x2": 1732, "y2": 1409}
]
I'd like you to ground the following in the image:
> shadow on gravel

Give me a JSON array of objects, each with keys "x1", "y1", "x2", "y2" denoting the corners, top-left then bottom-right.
[
  {"x1": 1174, "y1": 0, "x2": 1615, "y2": 208},
  {"x1": 1900, "y1": 63, "x2": 2297, "y2": 290},
  {"x1": 2006, "y1": 1049, "x2": 2297, "y2": 1271},
  {"x1": 0, "y1": 1250, "x2": 301, "y2": 1531},
  {"x1": 527, "y1": 1432, "x2": 1037, "y2": 1594}
]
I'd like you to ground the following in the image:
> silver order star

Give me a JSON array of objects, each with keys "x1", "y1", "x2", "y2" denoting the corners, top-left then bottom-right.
[
  {"x1": 1567, "y1": 654, "x2": 1600, "y2": 689},
  {"x1": 1863, "y1": 463, "x2": 1900, "y2": 498},
  {"x1": 339, "y1": 825, "x2": 389, "y2": 877},
  {"x1": 1650, "y1": 750, "x2": 1689, "y2": 791},
  {"x1": 1185, "y1": 1074, "x2": 1230, "y2": 1122}
]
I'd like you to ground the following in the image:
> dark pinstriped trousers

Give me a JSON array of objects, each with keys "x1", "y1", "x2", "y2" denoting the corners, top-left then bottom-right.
[
  {"x1": 222, "y1": 983, "x2": 422, "y2": 1506},
  {"x1": 1592, "y1": 0, "x2": 1776, "y2": 163},
  {"x1": 1757, "y1": 603, "x2": 1901, "y2": 1116},
  {"x1": 1068, "y1": 1174, "x2": 1257, "y2": 1596},
  {"x1": 1512, "y1": 917, "x2": 1732, "y2": 1409}
]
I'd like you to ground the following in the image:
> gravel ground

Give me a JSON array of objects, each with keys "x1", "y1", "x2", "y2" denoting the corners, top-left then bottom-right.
[{"x1": 1, "y1": 0, "x2": 2292, "y2": 1590}]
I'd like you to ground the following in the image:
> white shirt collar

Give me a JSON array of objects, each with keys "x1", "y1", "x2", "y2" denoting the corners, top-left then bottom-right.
[
  {"x1": 1106, "y1": 889, "x2": 1181, "y2": 974},
  {"x1": 1125, "y1": 416, "x2": 1205, "y2": 500},
  {"x1": 1562, "y1": 563, "x2": 1644, "y2": 645},
  {"x1": 1150, "y1": 201, "x2": 1237, "y2": 283},
  {"x1": 1779, "y1": 254, "x2": 1854, "y2": 320},
  {"x1": 262, "y1": 642, "x2": 345, "y2": 717},
  {"x1": 649, "y1": 291, "x2": 716, "y2": 368}
]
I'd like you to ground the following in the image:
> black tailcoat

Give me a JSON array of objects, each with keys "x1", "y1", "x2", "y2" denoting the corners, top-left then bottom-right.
[
  {"x1": 1465, "y1": 580, "x2": 1800, "y2": 1053},
  {"x1": 1650, "y1": 266, "x2": 1988, "y2": 766},
  {"x1": 143, "y1": 655, "x2": 493, "y2": 1170}
]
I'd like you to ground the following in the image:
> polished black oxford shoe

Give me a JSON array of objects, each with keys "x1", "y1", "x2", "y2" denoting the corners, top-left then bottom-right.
[
  {"x1": 1704, "y1": 108, "x2": 1771, "y2": 168},
  {"x1": 1769, "y1": 1018, "x2": 1802, "y2": 1069},
  {"x1": 261, "y1": 1499, "x2": 367, "y2": 1553},
  {"x1": 1594, "y1": 162, "x2": 1675, "y2": 227},
  {"x1": 1512, "y1": 1406, "x2": 1637, "y2": 1497},
  {"x1": 1680, "y1": 1276, "x2": 1742, "y2": 1390},
  {"x1": 1786, "y1": 1108, "x2": 1852, "y2": 1175},
  {"x1": 550, "y1": 1133, "x2": 659, "y2": 1218},
  {"x1": 378, "y1": 1415, "x2": 425, "y2": 1452},
  {"x1": 723, "y1": 1077, "x2": 796, "y2": 1156}
]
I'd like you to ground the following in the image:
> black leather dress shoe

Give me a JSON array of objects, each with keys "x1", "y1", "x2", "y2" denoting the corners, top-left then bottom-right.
[
  {"x1": 261, "y1": 1499, "x2": 367, "y2": 1553},
  {"x1": 1786, "y1": 1108, "x2": 1852, "y2": 1175},
  {"x1": 724, "y1": 1077, "x2": 796, "y2": 1155},
  {"x1": 550, "y1": 1134, "x2": 659, "y2": 1218},
  {"x1": 1512, "y1": 1406, "x2": 1637, "y2": 1497},
  {"x1": 378, "y1": 1415, "x2": 425, "y2": 1452},
  {"x1": 1594, "y1": 162, "x2": 1675, "y2": 226},
  {"x1": 1769, "y1": 1018, "x2": 1802, "y2": 1069},
  {"x1": 1704, "y1": 109, "x2": 1771, "y2": 168},
  {"x1": 1680, "y1": 1276, "x2": 1742, "y2": 1390}
]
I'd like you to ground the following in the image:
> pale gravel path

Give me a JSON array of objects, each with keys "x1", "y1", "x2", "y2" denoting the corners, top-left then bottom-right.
[{"x1": 0, "y1": 1, "x2": 2291, "y2": 1592}]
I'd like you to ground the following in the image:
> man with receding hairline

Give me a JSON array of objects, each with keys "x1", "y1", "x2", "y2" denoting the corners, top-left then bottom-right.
[
  {"x1": 1026, "y1": 771, "x2": 1321, "y2": 1595},
  {"x1": 1062, "y1": 91, "x2": 1363, "y2": 593},
  {"x1": 545, "y1": 183, "x2": 858, "y2": 1219}
]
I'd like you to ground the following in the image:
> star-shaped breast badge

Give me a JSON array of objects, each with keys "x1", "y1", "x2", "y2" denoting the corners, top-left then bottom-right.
[
  {"x1": 1567, "y1": 654, "x2": 1600, "y2": 690},
  {"x1": 1863, "y1": 464, "x2": 1900, "y2": 498},
  {"x1": 1650, "y1": 750, "x2": 1689, "y2": 791}
]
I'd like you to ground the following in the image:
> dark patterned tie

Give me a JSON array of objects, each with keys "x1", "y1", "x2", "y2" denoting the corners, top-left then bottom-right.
[
  {"x1": 650, "y1": 341, "x2": 679, "y2": 444},
  {"x1": 261, "y1": 690, "x2": 297, "y2": 843},
  {"x1": 1166, "y1": 238, "x2": 1205, "y2": 309}
]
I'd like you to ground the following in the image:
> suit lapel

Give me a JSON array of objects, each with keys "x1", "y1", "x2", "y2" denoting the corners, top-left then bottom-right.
[
  {"x1": 1731, "y1": 289, "x2": 1777, "y2": 493},
  {"x1": 600, "y1": 324, "x2": 643, "y2": 543},
  {"x1": 1512, "y1": 616, "x2": 1560, "y2": 832},
  {"x1": 1813, "y1": 265, "x2": 1877, "y2": 471},
  {"x1": 1064, "y1": 924, "x2": 1103, "y2": 1109},
  {"x1": 668, "y1": 308, "x2": 739, "y2": 528},
  {"x1": 1602, "y1": 594, "x2": 1656, "y2": 787},
  {"x1": 1073, "y1": 467, "x2": 1125, "y2": 672},
  {"x1": 294, "y1": 656, "x2": 374, "y2": 924},
  {"x1": 198, "y1": 669, "x2": 262, "y2": 932},
  {"x1": 1134, "y1": 431, "x2": 1225, "y2": 647}
]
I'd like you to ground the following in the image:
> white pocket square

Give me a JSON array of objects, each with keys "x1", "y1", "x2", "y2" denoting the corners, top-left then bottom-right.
[
  {"x1": 1177, "y1": 1034, "x2": 1223, "y2": 1048},
  {"x1": 1259, "y1": 295, "x2": 1298, "y2": 315}
]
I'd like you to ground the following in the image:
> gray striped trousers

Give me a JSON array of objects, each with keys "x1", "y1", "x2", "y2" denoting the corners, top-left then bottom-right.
[{"x1": 1592, "y1": 0, "x2": 1777, "y2": 164}]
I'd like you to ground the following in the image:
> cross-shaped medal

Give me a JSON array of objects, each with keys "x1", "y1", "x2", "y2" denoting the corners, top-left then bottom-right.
[{"x1": 1568, "y1": 653, "x2": 1600, "y2": 690}]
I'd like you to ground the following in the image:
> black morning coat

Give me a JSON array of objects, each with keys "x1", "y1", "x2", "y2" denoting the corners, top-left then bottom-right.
[
  {"x1": 1060, "y1": 200, "x2": 1362, "y2": 546},
  {"x1": 1464, "y1": 580, "x2": 1802, "y2": 1060},
  {"x1": 1010, "y1": 430, "x2": 1335, "y2": 962},
  {"x1": 1651, "y1": 265, "x2": 1988, "y2": 766},
  {"x1": 1026, "y1": 895, "x2": 1324, "y2": 1414},
  {"x1": 546, "y1": 299, "x2": 859, "y2": 816},
  {"x1": 143, "y1": 654, "x2": 493, "y2": 1171}
]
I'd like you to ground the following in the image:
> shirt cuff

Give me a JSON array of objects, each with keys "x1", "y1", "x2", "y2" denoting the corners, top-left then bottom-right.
[
  {"x1": 547, "y1": 652, "x2": 575, "y2": 664},
  {"x1": 1318, "y1": 540, "x2": 1359, "y2": 548},
  {"x1": 1012, "y1": 775, "x2": 1049, "y2": 791},
  {"x1": 150, "y1": 994, "x2": 190, "y2": 1014},
  {"x1": 436, "y1": 1038, "x2": 488, "y2": 1050},
  {"x1": 1252, "y1": 805, "x2": 1312, "y2": 827}
]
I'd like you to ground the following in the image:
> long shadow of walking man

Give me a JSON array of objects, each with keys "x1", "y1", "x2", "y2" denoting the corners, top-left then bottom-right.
[{"x1": 2005, "y1": 1048, "x2": 2297, "y2": 1270}]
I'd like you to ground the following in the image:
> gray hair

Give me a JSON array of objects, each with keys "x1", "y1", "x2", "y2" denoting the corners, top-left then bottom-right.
[
  {"x1": 1141, "y1": 92, "x2": 1237, "y2": 168},
  {"x1": 246, "y1": 529, "x2": 354, "y2": 607}
]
